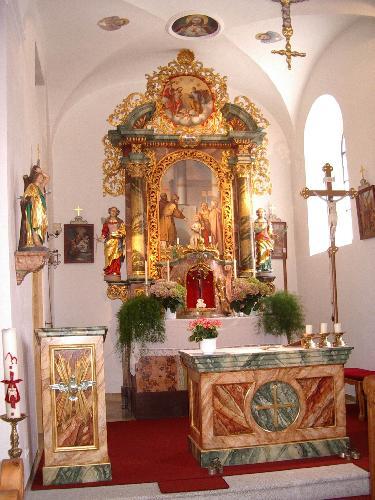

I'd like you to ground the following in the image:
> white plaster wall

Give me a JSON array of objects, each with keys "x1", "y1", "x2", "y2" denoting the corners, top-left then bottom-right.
[
  {"x1": 52, "y1": 81, "x2": 298, "y2": 393},
  {"x1": 293, "y1": 17, "x2": 375, "y2": 369},
  {"x1": 0, "y1": 0, "x2": 50, "y2": 483}
]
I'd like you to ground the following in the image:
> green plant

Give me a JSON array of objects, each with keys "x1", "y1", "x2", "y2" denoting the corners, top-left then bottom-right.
[
  {"x1": 260, "y1": 291, "x2": 305, "y2": 344},
  {"x1": 117, "y1": 295, "x2": 165, "y2": 348}
]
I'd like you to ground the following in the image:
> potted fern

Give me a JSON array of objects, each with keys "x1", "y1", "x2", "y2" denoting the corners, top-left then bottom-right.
[{"x1": 260, "y1": 291, "x2": 305, "y2": 344}]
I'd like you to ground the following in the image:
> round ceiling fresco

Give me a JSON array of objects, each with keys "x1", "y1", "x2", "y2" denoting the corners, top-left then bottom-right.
[{"x1": 169, "y1": 14, "x2": 220, "y2": 39}]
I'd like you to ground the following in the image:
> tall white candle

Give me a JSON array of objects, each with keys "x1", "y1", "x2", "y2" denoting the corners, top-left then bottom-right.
[
  {"x1": 320, "y1": 323, "x2": 328, "y2": 334},
  {"x1": 233, "y1": 258, "x2": 237, "y2": 279},
  {"x1": 334, "y1": 323, "x2": 342, "y2": 333},
  {"x1": 305, "y1": 324, "x2": 313, "y2": 334},
  {"x1": 2, "y1": 328, "x2": 21, "y2": 418},
  {"x1": 144, "y1": 261, "x2": 148, "y2": 285},
  {"x1": 208, "y1": 235, "x2": 212, "y2": 244},
  {"x1": 167, "y1": 260, "x2": 170, "y2": 282},
  {"x1": 176, "y1": 237, "x2": 180, "y2": 245}
]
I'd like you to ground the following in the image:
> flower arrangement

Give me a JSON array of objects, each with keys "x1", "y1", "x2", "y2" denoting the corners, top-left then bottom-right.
[
  {"x1": 230, "y1": 277, "x2": 271, "y2": 315},
  {"x1": 188, "y1": 318, "x2": 223, "y2": 342},
  {"x1": 149, "y1": 279, "x2": 186, "y2": 312}
]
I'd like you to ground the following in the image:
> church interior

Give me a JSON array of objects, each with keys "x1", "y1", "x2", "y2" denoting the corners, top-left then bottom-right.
[{"x1": 0, "y1": 1, "x2": 374, "y2": 498}]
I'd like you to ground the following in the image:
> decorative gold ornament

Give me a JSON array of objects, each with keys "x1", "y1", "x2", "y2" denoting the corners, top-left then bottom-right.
[
  {"x1": 251, "y1": 137, "x2": 272, "y2": 195},
  {"x1": 145, "y1": 149, "x2": 234, "y2": 278},
  {"x1": 145, "y1": 49, "x2": 229, "y2": 135},
  {"x1": 108, "y1": 92, "x2": 150, "y2": 127},
  {"x1": 126, "y1": 162, "x2": 147, "y2": 178},
  {"x1": 107, "y1": 283, "x2": 128, "y2": 302},
  {"x1": 178, "y1": 134, "x2": 201, "y2": 148},
  {"x1": 271, "y1": 0, "x2": 307, "y2": 70},
  {"x1": 102, "y1": 134, "x2": 125, "y2": 196},
  {"x1": 233, "y1": 96, "x2": 270, "y2": 129}
]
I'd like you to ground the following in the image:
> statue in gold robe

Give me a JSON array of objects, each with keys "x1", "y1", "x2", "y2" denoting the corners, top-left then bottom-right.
[
  {"x1": 101, "y1": 207, "x2": 126, "y2": 281},
  {"x1": 254, "y1": 208, "x2": 274, "y2": 272},
  {"x1": 18, "y1": 164, "x2": 49, "y2": 249}
]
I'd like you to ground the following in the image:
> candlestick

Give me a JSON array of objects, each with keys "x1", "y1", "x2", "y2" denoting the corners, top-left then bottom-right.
[
  {"x1": 0, "y1": 414, "x2": 27, "y2": 458},
  {"x1": 320, "y1": 323, "x2": 328, "y2": 334},
  {"x1": 334, "y1": 323, "x2": 342, "y2": 333},
  {"x1": 305, "y1": 324, "x2": 313, "y2": 334},
  {"x1": 144, "y1": 261, "x2": 148, "y2": 285},
  {"x1": 167, "y1": 260, "x2": 170, "y2": 282},
  {"x1": 233, "y1": 258, "x2": 237, "y2": 279},
  {"x1": 2, "y1": 328, "x2": 22, "y2": 419}
]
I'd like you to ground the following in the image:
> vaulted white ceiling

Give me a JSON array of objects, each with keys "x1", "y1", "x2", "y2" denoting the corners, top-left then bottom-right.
[{"x1": 31, "y1": 0, "x2": 375, "y2": 139}]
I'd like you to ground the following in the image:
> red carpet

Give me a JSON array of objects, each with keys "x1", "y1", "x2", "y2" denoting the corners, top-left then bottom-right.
[{"x1": 31, "y1": 404, "x2": 369, "y2": 494}]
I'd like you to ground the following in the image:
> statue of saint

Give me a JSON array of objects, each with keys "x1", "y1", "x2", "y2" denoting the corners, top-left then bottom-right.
[
  {"x1": 159, "y1": 193, "x2": 185, "y2": 246},
  {"x1": 18, "y1": 163, "x2": 49, "y2": 250},
  {"x1": 100, "y1": 207, "x2": 126, "y2": 281},
  {"x1": 254, "y1": 208, "x2": 274, "y2": 272}
]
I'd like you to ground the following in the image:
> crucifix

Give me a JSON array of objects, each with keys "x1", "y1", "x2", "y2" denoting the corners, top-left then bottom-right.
[
  {"x1": 74, "y1": 205, "x2": 83, "y2": 217},
  {"x1": 300, "y1": 163, "x2": 357, "y2": 323},
  {"x1": 271, "y1": 0, "x2": 307, "y2": 70}
]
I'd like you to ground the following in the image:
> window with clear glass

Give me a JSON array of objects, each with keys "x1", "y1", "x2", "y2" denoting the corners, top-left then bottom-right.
[{"x1": 304, "y1": 95, "x2": 353, "y2": 255}]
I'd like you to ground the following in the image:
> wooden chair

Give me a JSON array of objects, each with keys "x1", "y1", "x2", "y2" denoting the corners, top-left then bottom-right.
[
  {"x1": 0, "y1": 459, "x2": 24, "y2": 500},
  {"x1": 363, "y1": 375, "x2": 375, "y2": 500},
  {"x1": 344, "y1": 368, "x2": 375, "y2": 420}
]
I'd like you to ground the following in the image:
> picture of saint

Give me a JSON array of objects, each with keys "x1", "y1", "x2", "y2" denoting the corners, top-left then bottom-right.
[
  {"x1": 159, "y1": 159, "x2": 224, "y2": 255},
  {"x1": 162, "y1": 76, "x2": 214, "y2": 127},
  {"x1": 171, "y1": 14, "x2": 219, "y2": 38},
  {"x1": 64, "y1": 224, "x2": 94, "y2": 264}
]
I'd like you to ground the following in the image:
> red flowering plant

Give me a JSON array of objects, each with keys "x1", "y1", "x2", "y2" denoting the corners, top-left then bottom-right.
[{"x1": 188, "y1": 318, "x2": 223, "y2": 342}]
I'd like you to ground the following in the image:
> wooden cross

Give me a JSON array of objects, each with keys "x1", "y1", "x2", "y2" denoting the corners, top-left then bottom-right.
[
  {"x1": 271, "y1": 0, "x2": 307, "y2": 70},
  {"x1": 74, "y1": 206, "x2": 83, "y2": 217},
  {"x1": 300, "y1": 163, "x2": 357, "y2": 323}
]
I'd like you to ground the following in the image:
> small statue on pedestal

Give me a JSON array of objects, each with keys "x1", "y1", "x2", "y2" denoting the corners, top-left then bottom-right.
[
  {"x1": 100, "y1": 207, "x2": 126, "y2": 282},
  {"x1": 254, "y1": 208, "x2": 274, "y2": 273},
  {"x1": 18, "y1": 163, "x2": 49, "y2": 250}
]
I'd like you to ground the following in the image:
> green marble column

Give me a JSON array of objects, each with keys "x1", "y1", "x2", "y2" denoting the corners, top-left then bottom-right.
[{"x1": 236, "y1": 173, "x2": 256, "y2": 276}]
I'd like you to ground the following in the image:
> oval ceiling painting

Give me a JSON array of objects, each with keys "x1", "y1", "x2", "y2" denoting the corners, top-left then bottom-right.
[
  {"x1": 162, "y1": 76, "x2": 214, "y2": 127},
  {"x1": 171, "y1": 14, "x2": 219, "y2": 38}
]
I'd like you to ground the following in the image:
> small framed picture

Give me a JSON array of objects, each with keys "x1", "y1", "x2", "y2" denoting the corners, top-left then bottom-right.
[
  {"x1": 64, "y1": 224, "x2": 94, "y2": 263},
  {"x1": 271, "y1": 221, "x2": 287, "y2": 259},
  {"x1": 356, "y1": 185, "x2": 375, "y2": 240}
]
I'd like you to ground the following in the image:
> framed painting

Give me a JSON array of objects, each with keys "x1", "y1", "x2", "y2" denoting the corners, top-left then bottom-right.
[
  {"x1": 356, "y1": 185, "x2": 375, "y2": 239},
  {"x1": 64, "y1": 224, "x2": 94, "y2": 263},
  {"x1": 271, "y1": 221, "x2": 287, "y2": 259}
]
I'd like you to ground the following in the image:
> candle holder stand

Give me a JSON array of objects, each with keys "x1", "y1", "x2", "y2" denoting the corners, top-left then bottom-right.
[
  {"x1": 318, "y1": 333, "x2": 331, "y2": 348},
  {"x1": 302, "y1": 334, "x2": 316, "y2": 349},
  {"x1": 0, "y1": 413, "x2": 27, "y2": 458},
  {"x1": 333, "y1": 332, "x2": 346, "y2": 347}
]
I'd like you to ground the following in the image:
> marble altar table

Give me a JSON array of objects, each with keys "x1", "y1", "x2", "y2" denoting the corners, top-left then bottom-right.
[
  {"x1": 129, "y1": 316, "x2": 280, "y2": 418},
  {"x1": 36, "y1": 327, "x2": 111, "y2": 485},
  {"x1": 180, "y1": 345, "x2": 353, "y2": 467}
]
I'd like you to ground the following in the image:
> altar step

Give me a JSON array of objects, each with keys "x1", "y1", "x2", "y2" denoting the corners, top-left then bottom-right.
[{"x1": 26, "y1": 463, "x2": 369, "y2": 499}]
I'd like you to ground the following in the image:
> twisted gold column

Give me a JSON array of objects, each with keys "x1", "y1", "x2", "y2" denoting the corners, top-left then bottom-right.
[{"x1": 127, "y1": 163, "x2": 147, "y2": 279}]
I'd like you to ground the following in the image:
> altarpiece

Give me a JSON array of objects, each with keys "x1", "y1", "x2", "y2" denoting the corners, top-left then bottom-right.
[{"x1": 102, "y1": 49, "x2": 271, "y2": 310}]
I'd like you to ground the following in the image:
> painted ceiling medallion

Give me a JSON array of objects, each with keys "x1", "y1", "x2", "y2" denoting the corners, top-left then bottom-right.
[
  {"x1": 255, "y1": 31, "x2": 283, "y2": 44},
  {"x1": 170, "y1": 14, "x2": 220, "y2": 38},
  {"x1": 97, "y1": 16, "x2": 129, "y2": 31}
]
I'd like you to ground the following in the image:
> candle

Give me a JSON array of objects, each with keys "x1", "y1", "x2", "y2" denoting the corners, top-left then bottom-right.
[
  {"x1": 144, "y1": 261, "x2": 148, "y2": 285},
  {"x1": 167, "y1": 260, "x2": 170, "y2": 282},
  {"x1": 320, "y1": 323, "x2": 328, "y2": 334},
  {"x1": 2, "y1": 328, "x2": 21, "y2": 418},
  {"x1": 233, "y1": 258, "x2": 237, "y2": 279},
  {"x1": 176, "y1": 237, "x2": 180, "y2": 245},
  {"x1": 305, "y1": 324, "x2": 313, "y2": 334},
  {"x1": 334, "y1": 323, "x2": 342, "y2": 333},
  {"x1": 208, "y1": 235, "x2": 212, "y2": 244}
]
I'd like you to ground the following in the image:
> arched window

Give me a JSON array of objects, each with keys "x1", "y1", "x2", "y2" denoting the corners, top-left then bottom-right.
[{"x1": 304, "y1": 95, "x2": 352, "y2": 255}]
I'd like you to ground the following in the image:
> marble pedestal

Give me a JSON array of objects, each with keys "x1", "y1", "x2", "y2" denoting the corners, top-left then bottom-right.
[
  {"x1": 180, "y1": 346, "x2": 353, "y2": 467},
  {"x1": 36, "y1": 327, "x2": 111, "y2": 485}
]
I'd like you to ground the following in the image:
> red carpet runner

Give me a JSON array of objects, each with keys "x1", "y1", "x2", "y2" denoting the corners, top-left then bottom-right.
[{"x1": 31, "y1": 404, "x2": 369, "y2": 494}]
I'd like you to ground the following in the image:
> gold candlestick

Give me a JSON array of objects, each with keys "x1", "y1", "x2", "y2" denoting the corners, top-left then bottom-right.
[
  {"x1": 318, "y1": 333, "x2": 331, "y2": 348},
  {"x1": 333, "y1": 332, "x2": 346, "y2": 347},
  {"x1": 0, "y1": 414, "x2": 27, "y2": 459}
]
